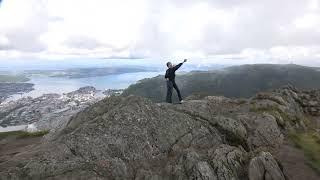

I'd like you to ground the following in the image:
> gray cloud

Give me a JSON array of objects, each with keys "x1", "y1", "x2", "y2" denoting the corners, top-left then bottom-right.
[
  {"x1": 4, "y1": 29, "x2": 46, "y2": 52},
  {"x1": 0, "y1": 0, "x2": 48, "y2": 52},
  {"x1": 133, "y1": 0, "x2": 318, "y2": 57},
  {"x1": 0, "y1": 0, "x2": 319, "y2": 62}
]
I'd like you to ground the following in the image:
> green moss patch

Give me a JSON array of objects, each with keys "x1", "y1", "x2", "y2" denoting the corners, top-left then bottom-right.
[
  {"x1": 250, "y1": 104, "x2": 311, "y2": 130},
  {"x1": 250, "y1": 105, "x2": 292, "y2": 127},
  {"x1": 289, "y1": 131, "x2": 320, "y2": 173},
  {"x1": 0, "y1": 130, "x2": 49, "y2": 139}
]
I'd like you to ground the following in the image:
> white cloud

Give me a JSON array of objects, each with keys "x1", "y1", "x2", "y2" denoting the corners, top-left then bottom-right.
[
  {"x1": 0, "y1": 0, "x2": 48, "y2": 54},
  {"x1": 0, "y1": 0, "x2": 319, "y2": 65},
  {"x1": 294, "y1": 13, "x2": 320, "y2": 29},
  {"x1": 0, "y1": 34, "x2": 9, "y2": 47}
]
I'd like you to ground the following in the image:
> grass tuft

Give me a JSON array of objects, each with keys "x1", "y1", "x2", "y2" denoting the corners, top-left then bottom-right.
[
  {"x1": 289, "y1": 131, "x2": 320, "y2": 173},
  {"x1": 0, "y1": 130, "x2": 49, "y2": 139},
  {"x1": 250, "y1": 105, "x2": 292, "y2": 127}
]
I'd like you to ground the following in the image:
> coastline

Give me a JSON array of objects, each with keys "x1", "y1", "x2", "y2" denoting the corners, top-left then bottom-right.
[{"x1": 0, "y1": 82, "x2": 34, "y2": 104}]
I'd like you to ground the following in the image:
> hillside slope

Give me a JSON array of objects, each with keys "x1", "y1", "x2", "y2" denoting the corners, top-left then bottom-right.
[
  {"x1": 0, "y1": 86, "x2": 320, "y2": 179},
  {"x1": 123, "y1": 64, "x2": 320, "y2": 102}
]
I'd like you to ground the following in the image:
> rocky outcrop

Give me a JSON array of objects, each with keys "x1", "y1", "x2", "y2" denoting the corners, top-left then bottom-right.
[
  {"x1": 208, "y1": 145, "x2": 247, "y2": 180},
  {"x1": 251, "y1": 85, "x2": 309, "y2": 130},
  {"x1": 249, "y1": 152, "x2": 286, "y2": 180},
  {"x1": 294, "y1": 89, "x2": 320, "y2": 116},
  {"x1": 1, "y1": 86, "x2": 320, "y2": 179}
]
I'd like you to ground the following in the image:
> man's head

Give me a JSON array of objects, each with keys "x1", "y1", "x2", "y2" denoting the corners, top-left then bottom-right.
[{"x1": 166, "y1": 62, "x2": 173, "y2": 68}]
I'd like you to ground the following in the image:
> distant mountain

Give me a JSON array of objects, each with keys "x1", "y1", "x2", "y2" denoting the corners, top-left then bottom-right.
[{"x1": 123, "y1": 64, "x2": 320, "y2": 102}]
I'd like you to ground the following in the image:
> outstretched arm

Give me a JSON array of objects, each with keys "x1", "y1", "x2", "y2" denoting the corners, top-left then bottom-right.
[{"x1": 173, "y1": 59, "x2": 187, "y2": 71}]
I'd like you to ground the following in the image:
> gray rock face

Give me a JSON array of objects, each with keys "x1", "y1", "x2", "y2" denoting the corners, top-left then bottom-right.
[
  {"x1": 182, "y1": 151, "x2": 216, "y2": 180},
  {"x1": 208, "y1": 145, "x2": 247, "y2": 180},
  {"x1": 246, "y1": 113, "x2": 284, "y2": 150},
  {"x1": 249, "y1": 152, "x2": 286, "y2": 180},
  {"x1": 2, "y1": 86, "x2": 320, "y2": 179}
]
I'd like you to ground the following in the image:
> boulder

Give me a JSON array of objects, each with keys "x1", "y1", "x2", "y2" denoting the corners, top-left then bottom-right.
[
  {"x1": 248, "y1": 152, "x2": 286, "y2": 180},
  {"x1": 208, "y1": 144, "x2": 247, "y2": 180},
  {"x1": 247, "y1": 113, "x2": 284, "y2": 150}
]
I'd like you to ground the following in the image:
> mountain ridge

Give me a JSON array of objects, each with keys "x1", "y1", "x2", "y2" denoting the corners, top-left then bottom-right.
[{"x1": 123, "y1": 64, "x2": 320, "y2": 102}]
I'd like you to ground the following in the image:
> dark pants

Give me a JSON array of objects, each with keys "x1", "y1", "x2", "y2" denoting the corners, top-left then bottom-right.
[{"x1": 166, "y1": 80, "x2": 182, "y2": 103}]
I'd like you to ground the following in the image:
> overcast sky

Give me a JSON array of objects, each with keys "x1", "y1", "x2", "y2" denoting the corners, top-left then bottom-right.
[{"x1": 0, "y1": 0, "x2": 319, "y2": 65}]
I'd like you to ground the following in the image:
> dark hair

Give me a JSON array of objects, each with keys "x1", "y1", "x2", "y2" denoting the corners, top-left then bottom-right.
[{"x1": 166, "y1": 62, "x2": 171, "y2": 67}]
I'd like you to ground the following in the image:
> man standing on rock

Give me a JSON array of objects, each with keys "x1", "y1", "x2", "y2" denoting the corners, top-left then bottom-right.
[{"x1": 165, "y1": 59, "x2": 187, "y2": 103}]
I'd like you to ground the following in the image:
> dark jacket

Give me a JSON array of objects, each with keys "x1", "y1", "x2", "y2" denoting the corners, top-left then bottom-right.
[{"x1": 165, "y1": 63, "x2": 183, "y2": 81}]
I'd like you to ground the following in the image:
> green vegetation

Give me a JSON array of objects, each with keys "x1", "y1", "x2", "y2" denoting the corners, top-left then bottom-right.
[
  {"x1": 250, "y1": 97, "x2": 319, "y2": 172},
  {"x1": 0, "y1": 130, "x2": 49, "y2": 139},
  {"x1": 250, "y1": 105, "x2": 295, "y2": 128},
  {"x1": 250, "y1": 103, "x2": 312, "y2": 129},
  {"x1": 251, "y1": 101, "x2": 320, "y2": 172},
  {"x1": 123, "y1": 64, "x2": 320, "y2": 102},
  {"x1": 289, "y1": 131, "x2": 320, "y2": 173},
  {"x1": 0, "y1": 74, "x2": 30, "y2": 83}
]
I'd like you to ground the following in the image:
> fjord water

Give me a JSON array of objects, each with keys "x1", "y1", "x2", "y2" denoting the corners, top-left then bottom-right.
[
  {"x1": 1, "y1": 59, "x2": 162, "y2": 101},
  {"x1": 7, "y1": 71, "x2": 162, "y2": 101}
]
